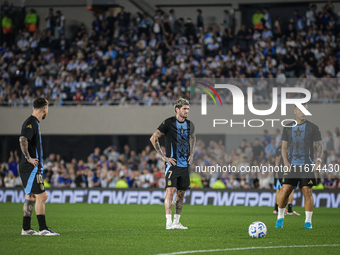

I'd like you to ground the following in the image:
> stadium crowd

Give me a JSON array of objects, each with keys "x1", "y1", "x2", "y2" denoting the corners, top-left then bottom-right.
[
  {"x1": 1, "y1": 2, "x2": 340, "y2": 106},
  {"x1": 1, "y1": 128, "x2": 340, "y2": 189}
]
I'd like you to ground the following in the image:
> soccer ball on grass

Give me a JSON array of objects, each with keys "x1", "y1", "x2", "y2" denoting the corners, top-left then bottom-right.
[{"x1": 248, "y1": 221, "x2": 267, "y2": 238}]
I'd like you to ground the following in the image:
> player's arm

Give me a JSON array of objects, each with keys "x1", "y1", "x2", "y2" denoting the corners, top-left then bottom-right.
[
  {"x1": 275, "y1": 155, "x2": 280, "y2": 167},
  {"x1": 275, "y1": 155, "x2": 280, "y2": 178},
  {"x1": 188, "y1": 133, "x2": 196, "y2": 165},
  {"x1": 19, "y1": 136, "x2": 38, "y2": 167},
  {"x1": 281, "y1": 140, "x2": 291, "y2": 170},
  {"x1": 314, "y1": 140, "x2": 323, "y2": 172},
  {"x1": 150, "y1": 129, "x2": 176, "y2": 166}
]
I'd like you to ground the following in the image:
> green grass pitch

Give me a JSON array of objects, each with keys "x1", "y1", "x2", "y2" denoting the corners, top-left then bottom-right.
[{"x1": 1, "y1": 203, "x2": 339, "y2": 255}]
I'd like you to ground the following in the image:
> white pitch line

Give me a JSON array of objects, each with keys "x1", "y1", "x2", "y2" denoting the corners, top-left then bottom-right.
[{"x1": 155, "y1": 244, "x2": 340, "y2": 255}]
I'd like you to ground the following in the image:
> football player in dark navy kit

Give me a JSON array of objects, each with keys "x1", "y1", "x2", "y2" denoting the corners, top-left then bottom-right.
[
  {"x1": 19, "y1": 97, "x2": 59, "y2": 236},
  {"x1": 275, "y1": 103, "x2": 323, "y2": 229},
  {"x1": 150, "y1": 98, "x2": 196, "y2": 230}
]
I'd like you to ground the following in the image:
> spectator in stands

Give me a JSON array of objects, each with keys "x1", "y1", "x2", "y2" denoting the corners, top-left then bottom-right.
[
  {"x1": 8, "y1": 150, "x2": 19, "y2": 177},
  {"x1": 4, "y1": 171, "x2": 16, "y2": 188},
  {"x1": 222, "y1": 10, "x2": 231, "y2": 31},
  {"x1": 263, "y1": 8, "x2": 272, "y2": 30},
  {"x1": 91, "y1": 165, "x2": 102, "y2": 188},
  {"x1": 56, "y1": 10, "x2": 65, "y2": 38},
  {"x1": 262, "y1": 130, "x2": 271, "y2": 147},
  {"x1": 90, "y1": 147, "x2": 101, "y2": 162},
  {"x1": 25, "y1": 9, "x2": 38, "y2": 33},
  {"x1": 116, "y1": 6, "x2": 129, "y2": 37},
  {"x1": 140, "y1": 169, "x2": 154, "y2": 188},
  {"x1": 45, "y1": 8, "x2": 56, "y2": 35},
  {"x1": 17, "y1": 34, "x2": 29, "y2": 53},
  {"x1": 265, "y1": 138, "x2": 277, "y2": 159},
  {"x1": 75, "y1": 169, "x2": 87, "y2": 187},
  {"x1": 104, "y1": 145, "x2": 120, "y2": 162},
  {"x1": 253, "y1": 138, "x2": 264, "y2": 162},
  {"x1": 73, "y1": 88, "x2": 84, "y2": 102},
  {"x1": 306, "y1": 5, "x2": 317, "y2": 27},
  {"x1": 252, "y1": 9, "x2": 264, "y2": 30},
  {"x1": 275, "y1": 129, "x2": 282, "y2": 148},
  {"x1": 196, "y1": 9, "x2": 204, "y2": 30},
  {"x1": 2, "y1": 12, "x2": 14, "y2": 44},
  {"x1": 1, "y1": 4, "x2": 340, "y2": 108}
]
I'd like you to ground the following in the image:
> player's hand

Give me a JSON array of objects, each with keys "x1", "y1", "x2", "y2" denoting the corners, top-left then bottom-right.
[
  {"x1": 313, "y1": 161, "x2": 321, "y2": 178},
  {"x1": 283, "y1": 159, "x2": 291, "y2": 172},
  {"x1": 162, "y1": 156, "x2": 176, "y2": 166},
  {"x1": 188, "y1": 155, "x2": 193, "y2": 165},
  {"x1": 27, "y1": 157, "x2": 39, "y2": 167}
]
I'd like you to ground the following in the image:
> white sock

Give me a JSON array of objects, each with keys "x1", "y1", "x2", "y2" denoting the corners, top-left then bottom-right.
[
  {"x1": 305, "y1": 211, "x2": 313, "y2": 223},
  {"x1": 173, "y1": 214, "x2": 180, "y2": 225},
  {"x1": 278, "y1": 208, "x2": 285, "y2": 219},
  {"x1": 166, "y1": 214, "x2": 172, "y2": 224}
]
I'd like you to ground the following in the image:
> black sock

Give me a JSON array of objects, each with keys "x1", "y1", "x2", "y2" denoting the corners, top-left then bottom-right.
[
  {"x1": 275, "y1": 203, "x2": 278, "y2": 211},
  {"x1": 23, "y1": 216, "x2": 31, "y2": 230},
  {"x1": 288, "y1": 204, "x2": 293, "y2": 213},
  {"x1": 37, "y1": 215, "x2": 47, "y2": 231}
]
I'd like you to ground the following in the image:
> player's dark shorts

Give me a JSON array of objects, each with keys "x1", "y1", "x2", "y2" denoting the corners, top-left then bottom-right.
[
  {"x1": 273, "y1": 178, "x2": 282, "y2": 190},
  {"x1": 165, "y1": 164, "x2": 190, "y2": 190},
  {"x1": 281, "y1": 164, "x2": 316, "y2": 188},
  {"x1": 19, "y1": 161, "x2": 45, "y2": 195}
]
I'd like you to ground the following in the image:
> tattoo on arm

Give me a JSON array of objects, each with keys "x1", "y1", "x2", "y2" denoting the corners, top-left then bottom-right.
[
  {"x1": 19, "y1": 136, "x2": 30, "y2": 159},
  {"x1": 189, "y1": 133, "x2": 196, "y2": 157},
  {"x1": 314, "y1": 140, "x2": 324, "y2": 159},
  {"x1": 150, "y1": 130, "x2": 165, "y2": 158},
  {"x1": 175, "y1": 190, "x2": 185, "y2": 214}
]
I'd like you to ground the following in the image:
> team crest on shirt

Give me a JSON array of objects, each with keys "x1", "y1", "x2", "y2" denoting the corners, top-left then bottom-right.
[
  {"x1": 26, "y1": 124, "x2": 32, "y2": 128},
  {"x1": 168, "y1": 180, "x2": 172, "y2": 186}
]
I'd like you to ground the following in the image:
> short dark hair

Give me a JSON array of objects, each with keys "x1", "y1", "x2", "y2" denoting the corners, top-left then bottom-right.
[
  {"x1": 197, "y1": 9, "x2": 202, "y2": 14},
  {"x1": 33, "y1": 97, "x2": 49, "y2": 109}
]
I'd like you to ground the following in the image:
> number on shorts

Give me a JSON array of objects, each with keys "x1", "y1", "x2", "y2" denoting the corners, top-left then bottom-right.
[
  {"x1": 36, "y1": 174, "x2": 43, "y2": 184},
  {"x1": 168, "y1": 170, "x2": 172, "y2": 178}
]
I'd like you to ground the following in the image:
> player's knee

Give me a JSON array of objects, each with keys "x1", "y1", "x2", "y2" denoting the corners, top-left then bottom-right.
[
  {"x1": 302, "y1": 189, "x2": 312, "y2": 199},
  {"x1": 166, "y1": 187, "x2": 176, "y2": 196}
]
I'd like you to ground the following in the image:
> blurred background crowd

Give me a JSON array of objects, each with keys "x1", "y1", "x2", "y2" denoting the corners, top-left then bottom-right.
[
  {"x1": 1, "y1": 1, "x2": 340, "y2": 106},
  {"x1": 1, "y1": 128, "x2": 339, "y2": 189}
]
